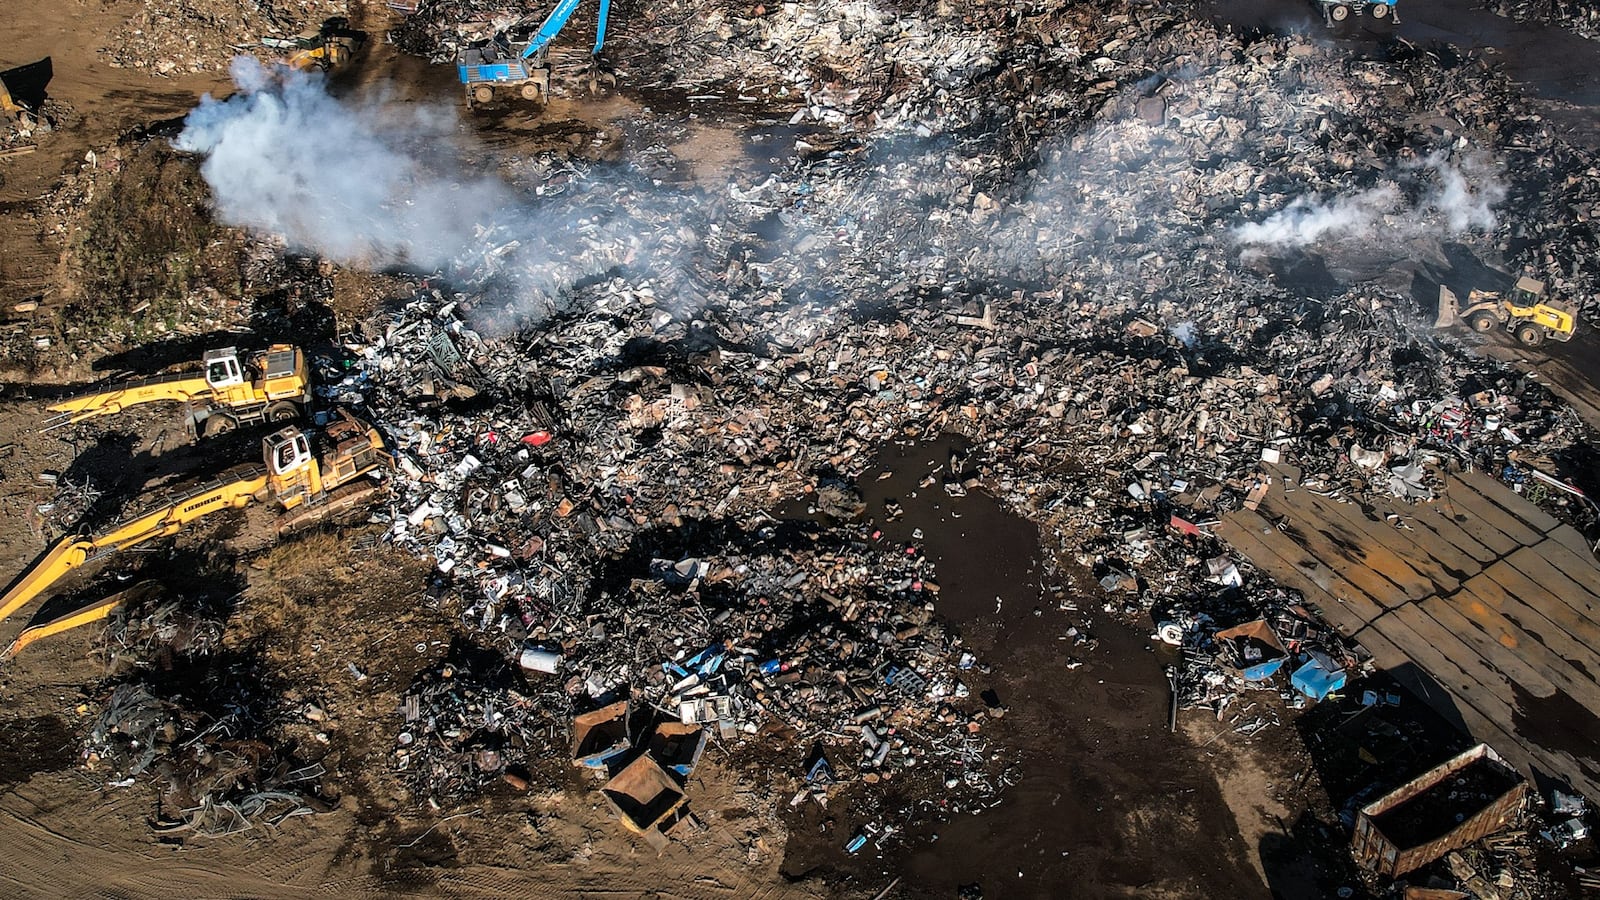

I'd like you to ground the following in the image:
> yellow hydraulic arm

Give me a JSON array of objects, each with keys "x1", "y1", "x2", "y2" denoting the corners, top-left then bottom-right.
[
  {"x1": 0, "y1": 467, "x2": 269, "y2": 651},
  {"x1": 5, "y1": 585, "x2": 158, "y2": 659},
  {"x1": 44, "y1": 371, "x2": 216, "y2": 429}
]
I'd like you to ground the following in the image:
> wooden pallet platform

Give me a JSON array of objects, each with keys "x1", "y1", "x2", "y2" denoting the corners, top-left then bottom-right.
[{"x1": 1220, "y1": 465, "x2": 1600, "y2": 800}]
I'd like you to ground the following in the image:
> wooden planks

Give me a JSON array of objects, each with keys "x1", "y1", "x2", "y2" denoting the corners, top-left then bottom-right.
[
  {"x1": 1253, "y1": 498, "x2": 1413, "y2": 610},
  {"x1": 1221, "y1": 465, "x2": 1600, "y2": 799},
  {"x1": 1456, "y1": 467, "x2": 1560, "y2": 533},
  {"x1": 1216, "y1": 509, "x2": 1385, "y2": 631}
]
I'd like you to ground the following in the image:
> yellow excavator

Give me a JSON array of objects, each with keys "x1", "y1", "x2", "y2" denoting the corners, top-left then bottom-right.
[
  {"x1": 45, "y1": 343, "x2": 310, "y2": 436},
  {"x1": 0, "y1": 77, "x2": 23, "y2": 121},
  {"x1": 1436, "y1": 277, "x2": 1578, "y2": 348},
  {"x1": 0, "y1": 409, "x2": 389, "y2": 657}
]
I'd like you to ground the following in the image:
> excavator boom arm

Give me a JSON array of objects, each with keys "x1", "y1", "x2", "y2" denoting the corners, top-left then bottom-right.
[
  {"x1": 0, "y1": 536, "x2": 95, "y2": 624},
  {"x1": 0, "y1": 468, "x2": 269, "y2": 633},
  {"x1": 517, "y1": 0, "x2": 611, "y2": 59},
  {"x1": 46, "y1": 372, "x2": 214, "y2": 428}
]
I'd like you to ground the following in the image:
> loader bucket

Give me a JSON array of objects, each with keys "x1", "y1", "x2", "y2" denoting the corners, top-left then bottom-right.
[{"x1": 1434, "y1": 285, "x2": 1459, "y2": 329}]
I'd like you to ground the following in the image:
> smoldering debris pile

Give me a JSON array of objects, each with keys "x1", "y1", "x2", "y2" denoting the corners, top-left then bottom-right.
[
  {"x1": 149, "y1": 0, "x2": 1600, "y2": 856},
  {"x1": 364, "y1": 295, "x2": 1012, "y2": 818}
]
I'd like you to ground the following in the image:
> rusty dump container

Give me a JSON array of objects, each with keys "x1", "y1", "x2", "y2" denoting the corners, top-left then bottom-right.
[
  {"x1": 1352, "y1": 743, "x2": 1525, "y2": 877},
  {"x1": 601, "y1": 754, "x2": 688, "y2": 850}
]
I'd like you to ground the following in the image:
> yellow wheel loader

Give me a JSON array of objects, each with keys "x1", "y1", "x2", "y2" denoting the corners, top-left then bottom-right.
[
  {"x1": 0, "y1": 409, "x2": 389, "y2": 657},
  {"x1": 45, "y1": 343, "x2": 310, "y2": 436},
  {"x1": 271, "y1": 17, "x2": 366, "y2": 73},
  {"x1": 1436, "y1": 277, "x2": 1578, "y2": 348}
]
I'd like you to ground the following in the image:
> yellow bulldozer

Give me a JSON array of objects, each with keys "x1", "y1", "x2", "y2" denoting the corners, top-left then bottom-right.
[
  {"x1": 45, "y1": 343, "x2": 310, "y2": 436},
  {"x1": 0, "y1": 409, "x2": 389, "y2": 657},
  {"x1": 1436, "y1": 277, "x2": 1578, "y2": 348}
]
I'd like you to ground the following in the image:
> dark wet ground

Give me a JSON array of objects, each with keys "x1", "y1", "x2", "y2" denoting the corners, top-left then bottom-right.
[
  {"x1": 0, "y1": 715, "x2": 76, "y2": 786},
  {"x1": 781, "y1": 437, "x2": 1265, "y2": 899}
]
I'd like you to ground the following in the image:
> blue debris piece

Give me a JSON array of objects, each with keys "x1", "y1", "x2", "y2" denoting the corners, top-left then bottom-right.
[{"x1": 1291, "y1": 652, "x2": 1346, "y2": 700}]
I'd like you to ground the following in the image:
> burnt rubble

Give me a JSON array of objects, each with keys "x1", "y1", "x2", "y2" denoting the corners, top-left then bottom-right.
[
  {"x1": 320, "y1": 0, "x2": 1600, "y2": 851},
  {"x1": 39, "y1": 0, "x2": 1600, "y2": 881}
]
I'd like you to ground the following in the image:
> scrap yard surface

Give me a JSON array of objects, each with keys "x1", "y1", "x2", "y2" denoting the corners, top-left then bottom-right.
[{"x1": 2, "y1": 0, "x2": 1600, "y2": 897}]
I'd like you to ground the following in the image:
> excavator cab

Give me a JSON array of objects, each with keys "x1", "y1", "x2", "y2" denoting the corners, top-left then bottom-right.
[
  {"x1": 264, "y1": 426, "x2": 317, "y2": 508},
  {"x1": 266, "y1": 427, "x2": 313, "y2": 476},
  {"x1": 204, "y1": 348, "x2": 246, "y2": 390}
]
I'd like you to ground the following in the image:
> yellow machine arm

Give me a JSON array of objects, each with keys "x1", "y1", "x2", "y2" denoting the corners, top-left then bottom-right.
[
  {"x1": 0, "y1": 468, "x2": 269, "y2": 635},
  {"x1": 5, "y1": 594, "x2": 131, "y2": 659},
  {"x1": 44, "y1": 372, "x2": 215, "y2": 430}
]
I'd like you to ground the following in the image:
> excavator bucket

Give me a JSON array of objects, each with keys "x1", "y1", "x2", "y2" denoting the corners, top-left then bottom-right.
[{"x1": 1435, "y1": 285, "x2": 1460, "y2": 329}]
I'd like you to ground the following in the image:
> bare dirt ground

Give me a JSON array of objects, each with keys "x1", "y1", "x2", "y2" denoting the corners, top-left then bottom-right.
[{"x1": 0, "y1": 0, "x2": 231, "y2": 317}]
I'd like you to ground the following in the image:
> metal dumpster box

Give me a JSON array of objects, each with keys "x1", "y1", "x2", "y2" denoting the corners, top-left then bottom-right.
[{"x1": 1351, "y1": 743, "x2": 1525, "y2": 877}]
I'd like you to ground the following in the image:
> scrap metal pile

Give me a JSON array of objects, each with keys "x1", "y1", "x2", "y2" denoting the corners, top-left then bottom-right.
[
  {"x1": 84, "y1": 671, "x2": 327, "y2": 836},
  {"x1": 301, "y1": 0, "x2": 1600, "y2": 841},
  {"x1": 43, "y1": 0, "x2": 1600, "y2": 859},
  {"x1": 360, "y1": 293, "x2": 1009, "y2": 817}
]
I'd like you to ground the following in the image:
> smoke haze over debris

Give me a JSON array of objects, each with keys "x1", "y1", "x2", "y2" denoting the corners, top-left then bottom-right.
[
  {"x1": 176, "y1": 57, "x2": 509, "y2": 269},
  {"x1": 176, "y1": 58, "x2": 664, "y2": 331},
  {"x1": 1233, "y1": 151, "x2": 1505, "y2": 250}
]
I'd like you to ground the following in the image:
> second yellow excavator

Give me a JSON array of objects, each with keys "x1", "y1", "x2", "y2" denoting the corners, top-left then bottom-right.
[
  {"x1": 0, "y1": 409, "x2": 389, "y2": 657},
  {"x1": 45, "y1": 343, "x2": 310, "y2": 436}
]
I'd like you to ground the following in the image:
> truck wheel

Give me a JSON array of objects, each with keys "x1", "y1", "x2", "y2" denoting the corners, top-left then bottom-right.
[
  {"x1": 1370, "y1": 2, "x2": 1389, "y2": 17},
  {"x1": 473, "y1": 85, "x2": 494, "y2": 105},
  {"x1": 266, "y1": 401, "x2": 301, "y2": 423},
  {"x1": 1467, "y1": 311, "x2": 1497, "y2": 333},
  {"x1": 205, "y1": 414, "x2": 238, "y2": 437},
  {"x1": 1516, "y1": 324, "x2": 1545, "y2": 347},
  {"x1": 1331, "y1": 3, "x2": 1351, "y2": 20},
  {"x1": 520, "y1": 82, "x2": 543, "y2": 102}
]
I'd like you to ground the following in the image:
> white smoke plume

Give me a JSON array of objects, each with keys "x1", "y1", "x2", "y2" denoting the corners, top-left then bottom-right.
[
  {"x1": 176, "y1": 58, "x2": 677, "y2": 333},
  {"x1": 176, "y1": 57, "x2": 509, "y2": 269},
  {"x1": 1233, "y1": 151, "x2": 1504, "y2": 249}
]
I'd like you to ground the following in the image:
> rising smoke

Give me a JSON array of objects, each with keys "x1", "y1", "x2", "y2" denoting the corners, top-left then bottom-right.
[
  {"x1": 1232, "y1": 151, "x2": 1505, "y2": 249},
  {"x1": 176, "y1": 57, "x2": 509, "y2": 269},
  {"x1": 176, "y1": 58, "x2": 660, "y2": 331}
]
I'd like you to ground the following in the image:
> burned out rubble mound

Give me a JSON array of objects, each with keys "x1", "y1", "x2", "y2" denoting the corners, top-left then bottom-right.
[{"x1": 308, "y1": 0, "x2": 1600, "y2": 851}]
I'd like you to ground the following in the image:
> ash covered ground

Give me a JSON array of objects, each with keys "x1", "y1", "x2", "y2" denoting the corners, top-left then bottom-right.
[{"x1": 1, "y1": 0, "x2": 1599, "y2": 898}]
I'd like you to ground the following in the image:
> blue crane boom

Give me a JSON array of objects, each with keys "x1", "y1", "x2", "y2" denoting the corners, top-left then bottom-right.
[{"x1": 519, "y1": 0, "x2": 610, "y2": 59}]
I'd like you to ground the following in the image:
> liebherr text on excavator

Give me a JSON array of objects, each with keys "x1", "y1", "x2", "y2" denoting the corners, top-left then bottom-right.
[{"x1": 0, "y1": 409, "x2": 390, "y2": 657}]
